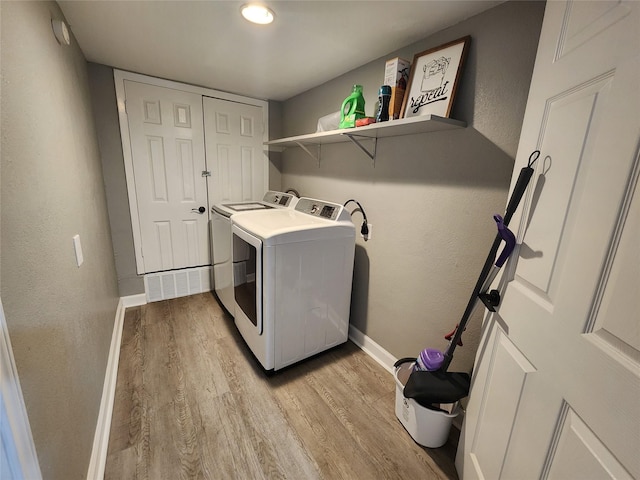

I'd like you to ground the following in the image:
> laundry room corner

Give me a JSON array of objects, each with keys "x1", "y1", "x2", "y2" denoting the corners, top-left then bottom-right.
[
  {"x1": 87, "y1": 63, "x2": 145, "y2": 297},
  {"x1": 279, "y1": 1, "x2": 545, "y2": 373},
  {"x1": 267, "y1": 99, "x2": 284, "y2": 192}
]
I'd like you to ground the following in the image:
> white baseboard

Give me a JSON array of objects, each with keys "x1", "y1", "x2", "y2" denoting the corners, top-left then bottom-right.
[
  {"x1": 86, "y1": 298, "x2": 126, "y2": 480},
  {"x1": 121, "y1": 293, "x2": 147, "y2": 308},
  {"x1": 348, "y1": 325, "x2": 398, "y2": 374}
]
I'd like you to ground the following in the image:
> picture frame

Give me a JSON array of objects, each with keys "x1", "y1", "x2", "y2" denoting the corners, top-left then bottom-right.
[{"x1": 401, "y1": 36, "x2": 470, "y2": 119}]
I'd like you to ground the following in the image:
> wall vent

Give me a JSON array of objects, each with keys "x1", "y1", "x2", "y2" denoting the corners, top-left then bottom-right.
[{"x1": 144, "y1": 266, "x2": 211, "y2": 303}]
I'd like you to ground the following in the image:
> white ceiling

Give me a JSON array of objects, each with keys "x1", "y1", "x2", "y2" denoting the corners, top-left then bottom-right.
[{"x1": 58, "y1": 0, "x2": 502, "y2": 102}]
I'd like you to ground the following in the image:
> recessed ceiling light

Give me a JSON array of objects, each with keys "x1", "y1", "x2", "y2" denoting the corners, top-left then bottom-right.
[{"x1": 241, "y1": 4, "x2": 274, "y2": 25}]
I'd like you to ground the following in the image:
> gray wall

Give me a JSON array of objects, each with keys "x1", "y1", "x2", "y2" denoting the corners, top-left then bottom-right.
[
  {"x1": 88, "y1": 64, "x2": 145, "y2": 295},
  {"x1": 279, "y1": 1, "x2": 545, "y2": 370},
  {"x1": 0, "y1": 2, "x2": 119, "y2": 479},
  {"x1": 268, "y1": 99, "x2": 284, "y2": 191}
]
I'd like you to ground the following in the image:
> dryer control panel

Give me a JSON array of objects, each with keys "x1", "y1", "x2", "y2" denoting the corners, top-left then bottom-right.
[{"x1": 295, "y1": 198, "x2": 350, "y2": 221}]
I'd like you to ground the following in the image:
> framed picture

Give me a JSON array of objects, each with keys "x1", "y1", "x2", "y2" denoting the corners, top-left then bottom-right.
[{"x1": 401, "y1": 36, "x2": 470, "y2": 119}]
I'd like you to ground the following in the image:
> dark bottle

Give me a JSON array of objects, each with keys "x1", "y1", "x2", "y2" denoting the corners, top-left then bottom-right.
[{"x1": 376, "y1": 85, "x2": 392, "y2": 122}]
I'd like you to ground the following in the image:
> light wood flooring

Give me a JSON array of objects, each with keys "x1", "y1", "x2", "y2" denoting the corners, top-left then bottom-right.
[{"x1": 104, "y1": 292, "x2": 459, "y2": 479}]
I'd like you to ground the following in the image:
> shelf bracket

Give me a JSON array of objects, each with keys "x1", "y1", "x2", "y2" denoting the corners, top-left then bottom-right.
[
  {"x1": 294, "y1": 141, "x2": 321, "y2": 167},
  {"x1": 343, "y1": 134, "x2": 377, "y2": 165}
]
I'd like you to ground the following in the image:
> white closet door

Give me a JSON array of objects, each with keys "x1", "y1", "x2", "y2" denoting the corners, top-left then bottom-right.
[
  {"x1": 125, "y1": 80, "x2": 209, "y2": 273},
  {"x1": 203, "y1": 97, "x2": 267, "y2": 207}
]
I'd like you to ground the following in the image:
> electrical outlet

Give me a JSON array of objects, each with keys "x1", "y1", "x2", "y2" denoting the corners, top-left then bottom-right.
[{"x1": 361, "y1": 223, "x2": 372, "y2": 240}]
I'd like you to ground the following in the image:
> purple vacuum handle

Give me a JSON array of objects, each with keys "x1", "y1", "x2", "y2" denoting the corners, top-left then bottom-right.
[{"x1": 493, "y1": 214, "x2": 516, "y2": 268}]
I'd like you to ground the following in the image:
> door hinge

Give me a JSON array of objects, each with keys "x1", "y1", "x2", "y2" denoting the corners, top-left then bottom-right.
[{"x1": 201, "y1": 170, "x2": 211, "y2": 177}]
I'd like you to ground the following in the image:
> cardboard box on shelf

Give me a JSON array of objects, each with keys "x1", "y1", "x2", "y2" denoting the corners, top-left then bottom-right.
[
  {"x1": 389, "y1": 86, "x2": 406, "y2": 120},
  {"x1": 384, "y1": 57, "x2": 411, "y2": 119},
  {"x1": 384, "y1": 57, "x2": 411, "y2": 89}
]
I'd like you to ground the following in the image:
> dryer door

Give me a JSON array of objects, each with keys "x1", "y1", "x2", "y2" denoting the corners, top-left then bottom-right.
[
  {"x1": 211, "y1": 210, "x2": 231, "y2": 267},
  {"x1": 212, "y1": 210, "x2": 235, "y2": 313},
  {"x1": 231, "y1": 225, "x2": 262, "y2": 335}
]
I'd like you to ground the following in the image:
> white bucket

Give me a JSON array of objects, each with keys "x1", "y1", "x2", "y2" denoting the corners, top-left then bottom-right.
[{"x1": 394, "y1": 361, "x2": 460, "y2": 448}]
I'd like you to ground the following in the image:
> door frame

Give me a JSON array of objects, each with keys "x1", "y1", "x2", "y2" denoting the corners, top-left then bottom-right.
[
  {"x1": 1, "y1": 298, "x2": 42, "y2": 479},
  {"x1": 113, "y1": 70, "x2": 269, "y2": 274}
]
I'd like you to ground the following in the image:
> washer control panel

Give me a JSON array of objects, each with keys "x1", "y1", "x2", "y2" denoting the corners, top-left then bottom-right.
[{"x1": 263, "y1": 190, "x2": 296, "y2": 207}]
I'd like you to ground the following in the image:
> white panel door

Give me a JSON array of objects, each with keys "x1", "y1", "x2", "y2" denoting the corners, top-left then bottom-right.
[
  {"x1": 203, "y1": 97, "x2": 266, "y2": 207},
  {"x1": 457, "y1": 2, "x2": 639, "y2": 479},
  {"x1": 124, "y1": 80, "x2": 209, "y2": 273}
]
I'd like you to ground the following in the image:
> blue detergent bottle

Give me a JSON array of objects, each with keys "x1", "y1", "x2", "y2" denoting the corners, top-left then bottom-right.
[
  {"x1": 339, "y1": 85, "x2": 366, "y2": 129},
  {"x1": 376, "y1": 85, "x2": 392, "y2": 122}
]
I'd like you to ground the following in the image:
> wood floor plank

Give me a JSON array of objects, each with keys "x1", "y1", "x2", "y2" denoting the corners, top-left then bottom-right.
[
  {"x1": 167, "y1": 296, "x2": 229, "y2": 479},
  {"x1": 214, "y1": 331, "x2": 321, "y2": 480},
  {"x1": 143, "y1": 301, "x2": 187, "y2": 479},
  {"x1": 319, "y1": 359, "x2": 448, "y2": 477},
  {"x1": 270, "y1": 369, "x2": 383, "y2": 479},
  {"x1": 170, "y1": 295, "x2": 231, "y2": 399},
  {"x1": 107, "y1": 306, "x2": 144, "y2": 455},
  {"x1": 105, "y1": 292, "x2": 459, "y2": 479}
]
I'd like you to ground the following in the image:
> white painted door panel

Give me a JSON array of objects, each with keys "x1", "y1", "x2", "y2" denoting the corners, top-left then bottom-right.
[
  {"x1": 203, "y1": 97, "x2": 266, "y2": 207},
  {"x1": 457, "y1": 2, "x2": 640, "y2": 479},
  {"x1": 124, "y1": 81, "x2": 209, "y2": 273}
]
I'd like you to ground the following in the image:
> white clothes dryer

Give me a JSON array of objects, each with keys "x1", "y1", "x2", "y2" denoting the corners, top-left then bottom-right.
[
  {"x1": 211, "y1": 191, "x2": 298, "y2": 314},
  {"x1": 231, "y1": 197, "x2": 355, "y2": 371}
]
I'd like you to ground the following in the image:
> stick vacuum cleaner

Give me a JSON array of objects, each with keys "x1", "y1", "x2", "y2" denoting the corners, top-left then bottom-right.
[{"x1": 396, "y1": 150, "x2": 540, "y2": 406}]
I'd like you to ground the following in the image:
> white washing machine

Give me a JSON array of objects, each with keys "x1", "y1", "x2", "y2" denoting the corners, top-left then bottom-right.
[
  {"x1": 211, "y1": 191, "x2": 298, "y2": 314},
  {"x1": 231, "y1": 197, "x2": 356, "y2": 371}
]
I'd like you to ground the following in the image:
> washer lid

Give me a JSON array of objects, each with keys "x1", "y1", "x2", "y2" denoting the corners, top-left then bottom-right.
[
  {"x1": 232, "y1": 208, "x2": 355, "y2": 245},
  {"x1": 226, "y1": 202, "x2": 273, "y2": 212},
  {"x1": 212, "y1": 202, "x2": 272, "y2": 218},
  {"x1": 212, "y1": 190, "x2": 298, "y2": 218}
]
